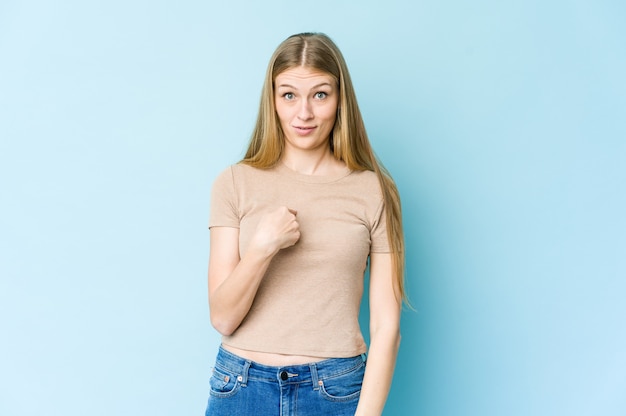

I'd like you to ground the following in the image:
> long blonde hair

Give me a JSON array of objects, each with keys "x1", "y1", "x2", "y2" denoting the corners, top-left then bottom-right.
[{"x1": 242, "y1": 33, "x2": 407, "y2": 304}]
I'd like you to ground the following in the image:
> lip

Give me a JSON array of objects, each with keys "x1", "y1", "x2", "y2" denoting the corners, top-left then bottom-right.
[{"x1": 293, "y1": 126, "x2": 317, "y2": 136}]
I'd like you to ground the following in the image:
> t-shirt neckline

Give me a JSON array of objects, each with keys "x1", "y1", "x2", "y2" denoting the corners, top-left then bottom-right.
[{"x1": 274, "y1": 162, "x2": 353, "y2": 184}]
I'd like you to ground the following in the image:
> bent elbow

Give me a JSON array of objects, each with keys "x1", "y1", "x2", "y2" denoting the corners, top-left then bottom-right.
[
  {"x1": 211, "y1": 320, "x2": 236, "y2": 337},
  {"x1": 210, "y1": 314, "x2": 238, "y2": 337},
  {"x1": 210, "y1": 310, "x2": 236, "y2": 337},
  {"x1": 211, "y1": 313, "x2": 240, "y2": 337}
]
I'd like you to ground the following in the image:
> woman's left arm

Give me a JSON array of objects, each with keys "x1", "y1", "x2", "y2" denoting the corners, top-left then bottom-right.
[{"x1": 355, "y1": 252, "x2": 402, "y2": 416}]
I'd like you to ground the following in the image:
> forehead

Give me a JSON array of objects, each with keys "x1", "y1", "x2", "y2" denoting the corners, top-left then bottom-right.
[{"x1": 275, "y1": 66, "x2": 336, "y2": 87}]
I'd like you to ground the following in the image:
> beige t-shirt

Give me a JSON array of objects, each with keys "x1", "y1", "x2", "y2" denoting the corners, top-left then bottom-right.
[{"x1": 209, "y1": 162, "x2": 390, "y2": 357}]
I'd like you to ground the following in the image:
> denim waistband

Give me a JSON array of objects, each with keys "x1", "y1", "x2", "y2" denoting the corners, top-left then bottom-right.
[{"x1": 213, "y1": 346, "x2": 366, "y2": 388}]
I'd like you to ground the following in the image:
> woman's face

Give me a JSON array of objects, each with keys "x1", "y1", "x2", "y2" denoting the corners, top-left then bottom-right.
[{"x1": 274, "y1": 66, "x2": 338, "y2": 154}]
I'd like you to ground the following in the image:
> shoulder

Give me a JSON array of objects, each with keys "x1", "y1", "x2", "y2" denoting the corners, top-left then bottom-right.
[
  {"x1": 211, "y1": 164, "x2": 234, "y2": 188},
  {"x1": 213, "y1": 163, "x2": 262, "y2": 181},
  {"x1": 347, "y1": 169, "x2": 383, "y2": 196},
  {"x1": 213, "y1": 163, "x2": 278, "y2": 192}
]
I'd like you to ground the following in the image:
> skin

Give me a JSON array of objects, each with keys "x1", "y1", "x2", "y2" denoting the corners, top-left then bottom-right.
[
  {"x1": 208, "y1": 66, "x2": 401, "y2": 415},
  {"x1": 273, "y1": 66, "x2": 343, "y2": 175}
]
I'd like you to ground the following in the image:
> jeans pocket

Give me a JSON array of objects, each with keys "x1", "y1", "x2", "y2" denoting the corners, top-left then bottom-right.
[
  {"x1": 209, "y1": 367, "x2": 241, "y2": 398},
  {"x1": 318, "y1": 362, "x2": 365, "y2": 402}
]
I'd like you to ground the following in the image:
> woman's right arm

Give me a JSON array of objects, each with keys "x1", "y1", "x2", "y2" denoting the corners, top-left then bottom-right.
[{"x1": 208, "y1": 206, "x2": 300, "y2": 336}]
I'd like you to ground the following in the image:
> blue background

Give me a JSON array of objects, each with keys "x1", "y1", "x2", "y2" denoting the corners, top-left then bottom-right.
[{"x1": 1, "y1": 1, "x2": 624, "y2": 415}]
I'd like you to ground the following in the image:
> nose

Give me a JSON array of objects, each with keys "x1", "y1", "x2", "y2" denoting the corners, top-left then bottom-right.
[{"x1": 297, "y1": 98, "x2": 313, "y2": 120}]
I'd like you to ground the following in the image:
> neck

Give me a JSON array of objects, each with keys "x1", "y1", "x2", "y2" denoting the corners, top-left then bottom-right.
[{"x1": 281, "y1": 147, "x2": 341, "y2": 176}]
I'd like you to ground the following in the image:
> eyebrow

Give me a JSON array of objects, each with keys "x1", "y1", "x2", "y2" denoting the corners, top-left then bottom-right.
[{"x1": 276, "y1": 82, "x2": 333, "y2": 90}]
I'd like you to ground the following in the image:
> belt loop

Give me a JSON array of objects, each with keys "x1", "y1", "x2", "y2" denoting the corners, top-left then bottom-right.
[
  {"x1": 309, "y1": 362, "x2": 320, "y2": 391},
  {"x1": 361, "y1": 353, "x2": 367, "y2": 363},
  {"x1": 240, "y1": 360, "x2": 251, "y2": 387}
]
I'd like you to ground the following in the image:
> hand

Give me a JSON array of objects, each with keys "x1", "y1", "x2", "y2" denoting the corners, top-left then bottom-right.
[{"x1": 250, "y1": 206, "x2": 300, "y2": 256}]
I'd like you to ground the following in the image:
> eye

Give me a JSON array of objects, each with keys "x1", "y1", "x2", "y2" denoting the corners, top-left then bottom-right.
[
  {"x1": 283, "y1": 92, "x2": 295, "y2": 100},
  {"x1": 315, "y1": 92, "x2": 328, "y2": 99}
]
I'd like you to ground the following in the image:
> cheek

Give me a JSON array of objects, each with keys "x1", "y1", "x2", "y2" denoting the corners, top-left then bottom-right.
[
  {"x1": 321, "y1": 108, "x2": 337, "y2": 125},
  {"x1": 320, "y1": 99, "x2": 338, "y2": 124},
  {"x1": 275, "y1": 103, "x2": 291, "y2": 125},
  {"x1": 325, "y1": 111, "x2": 337, "y2": 128}
]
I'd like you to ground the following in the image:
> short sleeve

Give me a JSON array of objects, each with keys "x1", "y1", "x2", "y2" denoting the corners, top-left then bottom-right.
[
  {"x1": 370, "y1": 198, "x2": 391, "y2": 253},
  {"x1": 209, "y1": 166, "x2": 240, "y2": 229}
]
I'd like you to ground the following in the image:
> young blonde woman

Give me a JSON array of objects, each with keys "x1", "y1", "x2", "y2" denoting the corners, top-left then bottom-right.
[{"x1": 206, "y1": 32, "x2": 406, "y2": 416}]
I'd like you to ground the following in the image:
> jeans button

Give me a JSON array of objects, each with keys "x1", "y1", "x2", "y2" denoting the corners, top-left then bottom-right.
[{"x1": 280, "y1": 371, "x2": 288, "y2": 381}]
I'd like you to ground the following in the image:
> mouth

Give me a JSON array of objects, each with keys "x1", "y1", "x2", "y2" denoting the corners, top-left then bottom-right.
[{"x1": 293, "y1": 126, "x2": 317, "y2": 135}]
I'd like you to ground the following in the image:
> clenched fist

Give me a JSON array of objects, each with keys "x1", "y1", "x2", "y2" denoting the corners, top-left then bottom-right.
[{"x1": 249, "y1": 206, "x2": 300, "y2": 256}]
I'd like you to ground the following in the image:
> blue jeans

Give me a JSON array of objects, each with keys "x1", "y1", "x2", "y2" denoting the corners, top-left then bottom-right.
[{"x1": 205, "y1": 346, "x2": 366, "y2": 416}]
